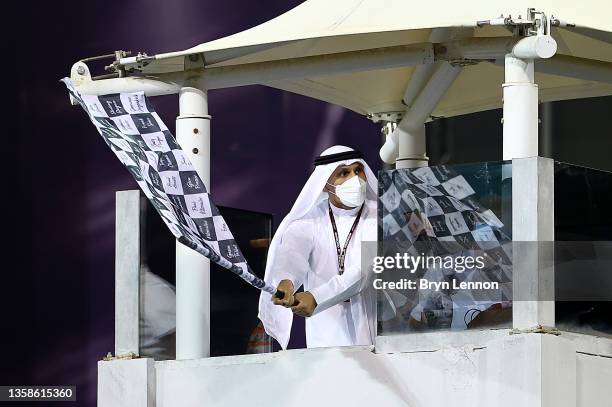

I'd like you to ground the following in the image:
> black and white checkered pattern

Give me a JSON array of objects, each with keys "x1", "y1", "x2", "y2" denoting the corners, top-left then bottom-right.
[
  {"x1": 379, "y1": 165, "x2": 513, "y2": 327},
  {"x1": 62, "y1": 78, "x2": 276, "y2": 295},
  {"x1": 380, "y1": 166, "x2": 510, "y2": 255}
]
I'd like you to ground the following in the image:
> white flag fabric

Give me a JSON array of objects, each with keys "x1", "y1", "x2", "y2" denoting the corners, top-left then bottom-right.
[{"x1": 62, "y1": 78, "x2": 276, "y2": 295}]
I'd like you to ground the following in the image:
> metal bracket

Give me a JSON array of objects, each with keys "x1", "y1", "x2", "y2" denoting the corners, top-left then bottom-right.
[
  {"x1": 477, "y1": 8, "x2": 572, "y2": 37},
  {"x1": 68, "y1": 60, "x2": 92, "y2": 105},
  {"x1": 69, "y1": 50, "x2": 132, "y2": 83},
  {"x1": 380, "y1": 121, "x2": 397, "y2": 137},
  {"x1": 185, "y1": 53, "x2": 205, "y2": 70},
  {"x1": 114, "y1": 52, "x2": 156, "y2": 74},
  {"x1": 68, "y1": 51, "x2": 137, "y2": 105},
  {"x1": 448, "y1": 58, "x2": 480, "y2": 67},
  {"x1": 103, "y1": 50, "x2": 132, "y2": 77},
  {"x1": 70, "y1": 50, "x2": 155, "y2": 83},
  {"x1": 367, "y1": 111, "x2": 404, "y2": 123}
]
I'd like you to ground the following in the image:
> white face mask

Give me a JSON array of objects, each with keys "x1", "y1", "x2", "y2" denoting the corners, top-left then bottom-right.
[{"x1": 328, "y1": 175, "x2": 367, "y2": 207}]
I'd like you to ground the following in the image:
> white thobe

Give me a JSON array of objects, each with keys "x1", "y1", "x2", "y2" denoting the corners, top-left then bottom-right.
[{"x1": 270, "y1": 198, "x2": 376, "y2": 348}]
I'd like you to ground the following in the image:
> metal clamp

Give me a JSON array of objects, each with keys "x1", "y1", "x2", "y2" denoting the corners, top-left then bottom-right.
[
  {"x1": 477, "y1": 8, "x2": 573, "y2": 37},
  {"x1": 71, "y1": 50, "x2": 154, "y2": 82}
]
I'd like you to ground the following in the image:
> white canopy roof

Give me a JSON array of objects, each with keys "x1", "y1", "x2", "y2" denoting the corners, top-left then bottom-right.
[{"x1": 138, "y1": 0, "x2": 612, "y2": 118}]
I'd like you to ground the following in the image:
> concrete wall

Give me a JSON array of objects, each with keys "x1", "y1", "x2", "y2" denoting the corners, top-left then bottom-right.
[{"x1": 98, "y1": 331, "x2": 612, "y2": 407}]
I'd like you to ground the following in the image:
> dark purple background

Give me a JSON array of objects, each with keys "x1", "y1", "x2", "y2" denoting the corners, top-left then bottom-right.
[{"x1": 7, "y1": 1, "x2": 612, "y2": 406}]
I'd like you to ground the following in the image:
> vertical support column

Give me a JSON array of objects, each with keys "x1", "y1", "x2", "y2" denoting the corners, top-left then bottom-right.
[
  {"x1": 512, "y1": 157, "x2": 555, "y2": 328},
  {"x1": 175, "y1": 87, "x2": 211, "y2": 359},
  {"x1": 502, "y1": 54, "x2": 539, "y2": 160},
  {"x1": 98, "y1": 358, "x2": 156, "y2": 407},
  {"x1": 502, "y1": 36, "x2": 557, "y2": 329},
  {"x1": 115, "y1": 190, "x2": 141, "y2": 357}
]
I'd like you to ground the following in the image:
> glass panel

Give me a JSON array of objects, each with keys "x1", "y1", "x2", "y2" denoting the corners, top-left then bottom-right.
[
  {"x1": 554, "y1": 161, "x2": 612, "y2": 338},
  {"x1": 377, "y1": 161, "x2": 513, "y2": 335},
  {"x1": 139, "y1": 196, "x2": 176, "y2": 360},
  {"x1": 138, "y1": 199, "x2": 274, "y2": 359},
  {"x1": 209, "y1": 207, "x2": 274, "y2": 356}
]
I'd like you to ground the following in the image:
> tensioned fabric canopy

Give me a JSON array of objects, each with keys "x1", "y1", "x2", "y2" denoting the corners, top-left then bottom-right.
[{"x1": 133, "y1": 0, "x2": 612, "y2": 118}]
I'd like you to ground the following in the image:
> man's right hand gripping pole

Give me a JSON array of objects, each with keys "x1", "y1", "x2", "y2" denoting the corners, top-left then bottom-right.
[{"x1": 272, "y1": 279, "x2": 296, "y2": 307}]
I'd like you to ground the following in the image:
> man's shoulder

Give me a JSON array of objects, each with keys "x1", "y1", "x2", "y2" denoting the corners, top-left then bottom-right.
[
  {"x1": 296, "y1": 200, "x2": 328, "y2": 221},
  {"x1": 285, "y1": 216, "x2": 317, "y2": 234}
]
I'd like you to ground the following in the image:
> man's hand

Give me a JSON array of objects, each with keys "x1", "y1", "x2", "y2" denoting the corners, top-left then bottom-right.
[
  {"x1": 271, "y1": 279, "x2": 295, "y2": 308},
  {"x1": 291, "y1": 291, "x2": 317, "y2": 317}
]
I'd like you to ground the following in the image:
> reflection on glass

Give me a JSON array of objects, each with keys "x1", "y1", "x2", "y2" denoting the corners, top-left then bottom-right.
[
  {"x1": 377, "y1": 161, "x2": 513, "y2": 334},
  {"x1": 140, "y1": 265, "x2": 176, "y2": 360}
]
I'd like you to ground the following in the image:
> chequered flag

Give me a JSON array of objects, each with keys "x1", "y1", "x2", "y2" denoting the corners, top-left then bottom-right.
[{"x1": 62, "y1": 78, "x2": 276, "y2": 295}]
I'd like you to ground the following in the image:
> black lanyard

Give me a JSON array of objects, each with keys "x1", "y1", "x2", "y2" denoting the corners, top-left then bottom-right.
[{"x1": 328, "y1": 202, "x2": 364, "y2": 275}]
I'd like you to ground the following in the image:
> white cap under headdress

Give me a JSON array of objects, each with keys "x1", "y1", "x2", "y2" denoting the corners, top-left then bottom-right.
[{"x1": 258, "y1": 145, "x2": 377, "y2": 349}]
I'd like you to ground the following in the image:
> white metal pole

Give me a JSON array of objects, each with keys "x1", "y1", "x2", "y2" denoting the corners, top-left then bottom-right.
[
  {"x1": 503, "y1": 35, "x2": 558, "y2": 330},
  {"x1": 502, "y1": 55, "x2": 538, "y2": 160},
  {"x1": 502, "y1": 35, "x2": 557, "y2": 160},
  {"x1": 175, "y1": 87, "x2": 211, "y2": 360},
  {"x1": 380, "y1": 62, "x2": 461, "y2": 167},
  {"x1": 395, "y1": 124, "x2": 428, "y2": 169}
]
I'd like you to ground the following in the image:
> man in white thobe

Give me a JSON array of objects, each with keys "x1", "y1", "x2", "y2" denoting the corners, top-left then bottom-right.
[{"x1": 258, "y1": 145, "x2": 378, "y2": 349}]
